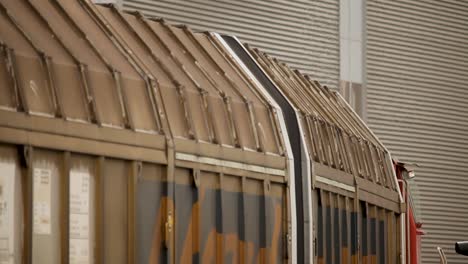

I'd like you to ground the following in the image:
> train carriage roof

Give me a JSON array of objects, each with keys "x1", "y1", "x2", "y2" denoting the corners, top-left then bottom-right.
[
  {"x1": 0, "y1": 0, "x2": 402, "y2": 211},
  {"x1": 250, "y1": 45, "x2": 401, "y2": 205}
]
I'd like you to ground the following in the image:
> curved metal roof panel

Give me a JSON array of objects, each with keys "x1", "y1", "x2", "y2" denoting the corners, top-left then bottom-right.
[
  {"x1": 246, "y1": 46, "x2": 399, "y2": 197},
  {"x1": 0, "y1": 0, "x2": 400, "y2": 205},
  {"x1": 0, "y1": 0, "x2": 284, "y2": 170}
]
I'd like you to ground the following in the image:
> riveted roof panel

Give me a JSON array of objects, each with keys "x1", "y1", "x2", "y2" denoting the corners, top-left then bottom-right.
[
  {"x1": 246, "y1": 46, "x2": 400, "y2": 205},
  {"x1": 0, "y1": 0, "x2": 284, "y2": 170}
]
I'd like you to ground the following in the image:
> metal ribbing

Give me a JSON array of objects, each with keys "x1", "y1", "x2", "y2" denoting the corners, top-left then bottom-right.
[
  {"x1": 121, "y1": 0, "x2": 339, "y2": 89},
  {"x1": 366, "y1": 1, "x2": 468, "y2": 263}
]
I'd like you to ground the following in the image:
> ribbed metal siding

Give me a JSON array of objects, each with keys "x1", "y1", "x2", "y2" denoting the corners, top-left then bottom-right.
[
  {"x1": 121, "y1": 0, "x2": 339, "y2": 89},
  {"x1": 365, "y1": 1, "x2": 468, "y2": 263}
]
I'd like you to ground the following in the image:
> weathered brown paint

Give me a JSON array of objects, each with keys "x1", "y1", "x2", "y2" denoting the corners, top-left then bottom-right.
[
  {"x1": 0, "y1": 1, "x2": 408, "y2": 263},
  {"x1": 148, "y1": 196, "x2": 166, "y2": 264},
  {"x1": 60, "y1": 151, "x2": 70, "y2": 264},
  {"x1": 314, "y1": 189, "x2": 400, "y2": 264},
  {"x1": 342, "y1": 248, "x2": 349, "y2": 264}
]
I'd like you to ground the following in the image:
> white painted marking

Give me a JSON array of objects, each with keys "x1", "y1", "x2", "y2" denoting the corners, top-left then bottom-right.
[
  {"x1": 315, "y1": 175, "x2": 356, "y2": 192},
  {"x1": 175, "y1": 152, "x2": 286, "y2": 176}
]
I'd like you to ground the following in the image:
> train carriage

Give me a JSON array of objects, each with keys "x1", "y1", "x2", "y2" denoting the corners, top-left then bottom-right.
[{"x1": 0, "y1": 0, "x2": 407, "y2": 263}]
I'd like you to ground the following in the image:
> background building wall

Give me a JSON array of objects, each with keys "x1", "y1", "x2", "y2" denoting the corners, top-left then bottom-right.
[
  {"x1": 339, "y1": 0, "x2": 366, "y2": 118},
  {"x1": 121, "y1": 0, "x2": 340, "y2": 89},
  {"x1": 365, "y1": 1, "x2": 468, "y2": 263}
]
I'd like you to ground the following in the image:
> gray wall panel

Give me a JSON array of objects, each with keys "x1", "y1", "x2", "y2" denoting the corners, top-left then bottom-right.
[
  {"x1": 121, "y1": 0, "x2": 340, "y2": 89},
  {"x1": 366, "y1": 0, "x2": 468, "y2": 263}
]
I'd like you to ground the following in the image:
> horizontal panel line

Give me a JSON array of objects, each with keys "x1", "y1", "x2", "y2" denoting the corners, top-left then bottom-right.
[{"x1": 175, "y1": 152, "x2": 286, "y2": 176}]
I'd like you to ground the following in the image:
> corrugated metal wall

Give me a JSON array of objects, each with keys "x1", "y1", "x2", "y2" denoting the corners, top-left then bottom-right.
[
  {"x1": 365, "y1": 1, "x2": 468, "y2": 263},
  {"x1": 121, "y1": 0, "x2": 340, "y2": 89}
]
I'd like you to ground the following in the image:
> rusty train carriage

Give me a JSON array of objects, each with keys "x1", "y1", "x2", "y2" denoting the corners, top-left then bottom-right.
[
  {"x1": 219, "y1": 38, "x2": 405, "y2": 264},
  {"x1": 0, "y1": 0, "x2": 404, "y2": 263}
]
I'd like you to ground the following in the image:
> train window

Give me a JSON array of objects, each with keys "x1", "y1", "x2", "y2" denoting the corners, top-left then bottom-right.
[
  {"x1": 32, "y1": 150, "x2": 61, "y2": 264},
  {"x1": 0, "y1": 146, "x2": 23, "y2": 264},
  {"x1": 69, "y1": 156, "x2": 96, "y2": 264}
]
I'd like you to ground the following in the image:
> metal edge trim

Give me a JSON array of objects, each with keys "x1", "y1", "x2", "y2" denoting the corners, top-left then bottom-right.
[
  {"x1": 175, "y1": 152, "x2": 286, "y2": 176},
  {"x1": 316, "y1": 175, "x2": 356, "y2": 193},
  {"x1": 231, "y1": 35, "x2": 314, "y2": 263},
  {"x1": 213, "y1": 34, "x2": 297, "y2": 264}
]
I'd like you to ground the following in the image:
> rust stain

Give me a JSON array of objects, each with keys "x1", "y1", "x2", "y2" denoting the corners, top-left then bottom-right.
[
  {"x1": 179, "y1": 209, "x2": 193, "y2": 263},
  {"x1": 341, "y1": 247, "x2": 349, "y2": 264},
  {"x1": 149, "y1": 196, "x2": 166, "y2": 264},
  {"x1": 246, "y1": 240, "x2": 257, "y2": 264},
  {"x1": 224, "y1": 233, "x2": 239, "y2": 263},
  {"x1": 269, "y1": 203, "x2": 282, "y2": 263},
  {"x1": 202, "y1": 228, "x2": 217, "y2": 263}
]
